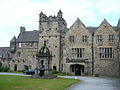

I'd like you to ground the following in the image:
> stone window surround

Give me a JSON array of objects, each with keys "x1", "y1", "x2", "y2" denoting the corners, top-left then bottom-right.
[
  {"x1": 99, "y1": 47, "x2": 113, "y2": 59},
  {"x1": 18, "y1": 43, "x2": 22, "y2": 48},
  {"x1": 96, "y1": 35, "x2": 103, "y2": 43},
  {"x1": 109, "y1": 35, "x2": 115, "y2": 43},
  {"x1": 69, "y1": 36, "x2": 75, "y2": 43},
  {"x1": 71, "y1": 48, "x2": 85, "y2": 59},
  {"x1": 82, "y1": 35, "x2": 87, "y2": 43}
]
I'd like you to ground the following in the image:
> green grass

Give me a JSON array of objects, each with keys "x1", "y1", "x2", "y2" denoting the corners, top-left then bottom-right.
[{"x1": 0, "y1": 75, "x2": 79, "y2": 90}]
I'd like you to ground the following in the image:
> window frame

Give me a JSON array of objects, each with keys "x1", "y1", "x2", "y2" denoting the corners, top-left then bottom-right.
[
  {"x1": 18, "y1": 43, "x2": 22, "y2": 48},
  {"x1": 96, "y1": 35, "x2": 103, "y2": 44},
  {"x1": 29, "y1": 42, "x2": 33, "y2": 48},
  {"x1": 72, "y1": 48, "x2": 85, "y2": 59},
  {"x1": 109, "y1": 35, "x2": 115, "y2": 43},
  {"x1": 82, "y1": 35, "x2": 87, "y2": 43},
  {"x1": 69, "y1": 36, "x2": 75, "y2": 43},
  {"x1": 99, "y1": 48, "x2": 113, "y2": 59}
]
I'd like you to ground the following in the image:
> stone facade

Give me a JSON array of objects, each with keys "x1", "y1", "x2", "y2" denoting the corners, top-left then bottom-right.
[{"x1": 0, "y1": 10, "x2": 120, "y2": 77}]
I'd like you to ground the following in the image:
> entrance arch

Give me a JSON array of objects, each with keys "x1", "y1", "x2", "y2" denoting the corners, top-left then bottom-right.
[{"x1": 70, "y1": 64, "x2": 84, "y2": 76}]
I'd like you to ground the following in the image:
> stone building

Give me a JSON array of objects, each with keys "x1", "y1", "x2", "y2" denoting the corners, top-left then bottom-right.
[
  {"x1": 0, "y1": 10, "x2": 120, "y2": 77},
  {"x1": 0, "y1": 47, "x2": 11, "y2": 67}
]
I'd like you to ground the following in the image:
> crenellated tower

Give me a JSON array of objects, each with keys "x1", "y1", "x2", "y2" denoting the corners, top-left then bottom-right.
[{"x1": 38, "y1": 10, "x2": 67, "y2": 71}]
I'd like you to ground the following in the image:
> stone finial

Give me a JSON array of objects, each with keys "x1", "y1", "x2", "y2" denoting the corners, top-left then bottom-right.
[
  {"x1": 57, "y1": 9, "x2": 63, "y2": 18},
  {"x1": 39, "y1": 11, "x2": 43, "y2": 17},
  {"x1": 20, "y1": 26, "x2": 25, "y2": 34}
]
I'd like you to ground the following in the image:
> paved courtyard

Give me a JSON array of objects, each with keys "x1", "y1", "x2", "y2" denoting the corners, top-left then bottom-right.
[{"x1": 59, "y1": 76, "x2": 120, "y2": 90}]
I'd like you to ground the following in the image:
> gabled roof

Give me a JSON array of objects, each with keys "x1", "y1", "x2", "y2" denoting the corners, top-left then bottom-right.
[
  {"x1": 17, "y1": 30, "x2": 39, "y2": 43},
  {"x1": 0, "y1": 47, "x2": 11, "y2": 59},
  {"x1": 70, "y1": 18, "x2": 86, "y2": 29},
  {"x1": 99, "y1": 19, "x2": 112, "y2": 27},
  {"x1": 117, "y1": 18, "x2": 120, "y2": 27},
  {"x1": 10, "y1": 36, "x2": 16, "y2": 43}
]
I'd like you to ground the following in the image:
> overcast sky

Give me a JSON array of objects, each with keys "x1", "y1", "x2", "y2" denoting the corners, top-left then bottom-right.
[{"x1": 0, "y1": 0, "x2": 120, "y2": 47}]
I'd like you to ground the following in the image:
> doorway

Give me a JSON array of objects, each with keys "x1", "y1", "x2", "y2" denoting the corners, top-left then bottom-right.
[
  {"x1": 71, "y1": 64, "x2": 84, "y2": 75},
  {"x1": 53, "y1": 66, "x2": 57, "y2": 71},
  {"x1": 14, "y1": 64, "x2": 17, "y2": 71}
]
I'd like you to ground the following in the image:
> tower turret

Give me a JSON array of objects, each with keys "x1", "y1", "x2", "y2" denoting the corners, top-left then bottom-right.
[
  {"x1": 57, "y1": 10, "x2": 63, "y2": 18},
  {"x1": 10, "y1": 36, "x2": 16, "y2": 53}
]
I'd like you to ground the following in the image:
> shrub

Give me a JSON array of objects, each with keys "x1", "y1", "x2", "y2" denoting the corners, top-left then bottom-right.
[
  {"x1": 0, "y1": 66, "x2": 10, "y2": 72},
  {"x1": 55, "y1": 72, "x2": 66, "y2": 76},
  {"x1": 94, "y1": 74, "x2": 99, "y2": 77},
  {"x1": 3, "y1": 66, "x2": 10, "y2": 72},
  {"x1": 8, "y1": 70, "x2": 13, "y2": 72},
  {"x1": 0, "y1": 61, "x2": 2, "y2": 67},
  {"x1": 0, "y1": 66, "x2": 4, "y2": 72},
  {"x1": 17, "y1": 70, "x2": 25, "y2": 72},
  {"x1": 52, "y1": 70, "x2": 59, "y2": 74}
]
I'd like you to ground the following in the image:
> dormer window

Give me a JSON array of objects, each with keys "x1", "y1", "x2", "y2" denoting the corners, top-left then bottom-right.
[{"x1": 109, "y1": 35, "x2": 114, "y2": 43}]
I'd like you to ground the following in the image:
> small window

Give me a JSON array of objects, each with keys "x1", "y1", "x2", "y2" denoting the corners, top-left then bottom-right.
[
  {"x1": 18, "y1": 43, "x2": 22, "y2": 47},
  {"x1": 49, "y1": 36, "x2": 51, "y2": 38},
  {"x1": 42, "y1": 28, "x2": 44, "y2": 30},
  {"x1": 82, "y1": 35, "x2": 87, "y2": 43},
  {"x1": 41, "y1": 36, "x2": 44, "y2": 38},
  {"x1": 96, "y1": 35, "x2": 102, "y2": 43},
  {"x1": 17, "y1": 52, "x2": 21, "y2": 57},
  {"x1": 55, "y1": 46, "x2": 57, "y2": 48},
  {"x1": 109, "y1": 35, "x2": 114, "y2": 43},
  {"x1": 69, "y1": 36, "x2": 74, "y2": 43},
  {"x1": 29, "y1": 43, "x2": 33, "y2": 48}
]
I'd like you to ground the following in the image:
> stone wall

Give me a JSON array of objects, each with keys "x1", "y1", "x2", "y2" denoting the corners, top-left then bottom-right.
[{"x1": 94, "y1": 20, "x2": 119, "y2": 77}]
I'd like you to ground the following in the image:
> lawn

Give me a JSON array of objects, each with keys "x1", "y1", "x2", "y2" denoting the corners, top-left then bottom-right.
[{"x1": 0, "y1": 75, "x2": 79, "y2": 90}]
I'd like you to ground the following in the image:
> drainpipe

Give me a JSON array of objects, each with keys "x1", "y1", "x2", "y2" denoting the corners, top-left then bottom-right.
[
  {"x1": 118, "y1": 31, "x2": 120, "y2": 77},
  {"x1": 92, "y1": 33, "x2": 94, "y2": 75},
  {"x1": 59, "y1": 34, "x2": 62, "y2": 72}
]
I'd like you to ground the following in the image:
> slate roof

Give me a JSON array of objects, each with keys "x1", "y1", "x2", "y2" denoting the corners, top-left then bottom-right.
[
  {"x1": 10, "y1": 36, "x2": 16, "y2": 43},
  {"x1": 0, "y1": 47, "x2": 11, "y2": 59},
  {"x1": 117, "y1": 19, "x2": 120, "y2": 27},
  {"x1": 87, "y1": 27, "x2": 98, "y2": 34},
  {"x1": 17, "y1": 30, "x2": 39, "y2": 43}
]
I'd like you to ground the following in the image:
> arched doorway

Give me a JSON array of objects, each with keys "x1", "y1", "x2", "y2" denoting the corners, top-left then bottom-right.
[{"x1": 70, "y1": 64, "x2": 84, "y2": 76}]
